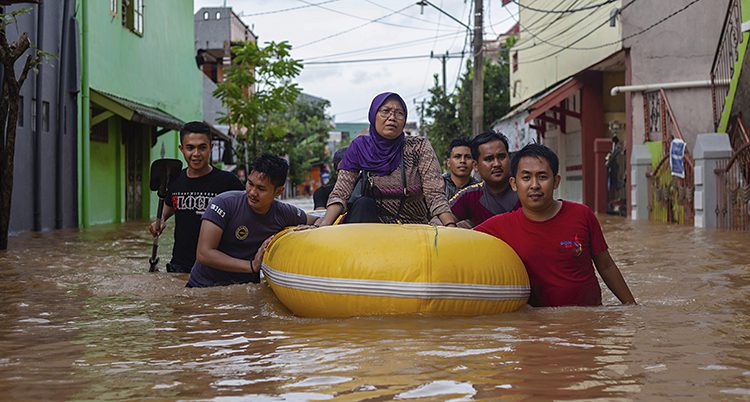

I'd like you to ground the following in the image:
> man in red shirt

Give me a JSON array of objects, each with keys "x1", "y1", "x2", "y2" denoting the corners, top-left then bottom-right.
[
  {"x1": 475, "y1": 143, "x2": 636, "y2": 307},
  {"x1": 450, "y1": 131, "x2": 519, "y2": 228}
]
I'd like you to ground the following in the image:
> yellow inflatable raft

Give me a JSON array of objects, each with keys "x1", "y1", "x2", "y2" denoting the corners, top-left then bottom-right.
[{"x1": 262, "y1": 224, "x2": 530, "y2": 318}]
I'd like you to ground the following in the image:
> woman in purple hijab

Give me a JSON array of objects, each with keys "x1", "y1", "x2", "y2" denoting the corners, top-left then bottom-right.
[{"x1": 316, "y1": 92, "x2": 457, "y2": 226}]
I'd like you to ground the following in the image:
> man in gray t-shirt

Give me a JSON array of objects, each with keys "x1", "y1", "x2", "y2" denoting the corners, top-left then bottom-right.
[{"x1": 187, "y1": 154, "x2": 317, "y2": 288}]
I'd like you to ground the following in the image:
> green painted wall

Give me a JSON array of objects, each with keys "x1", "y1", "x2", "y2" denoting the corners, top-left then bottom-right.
[
  {"x1": 79, "y1": 0, "x2": 202, "y2": 226},
  {"x1": 718, "y1": 0, "x2": 750, "y2": 132},
  {"x1": 89, "y1": 118, "x2": 122, "y2": 225}
]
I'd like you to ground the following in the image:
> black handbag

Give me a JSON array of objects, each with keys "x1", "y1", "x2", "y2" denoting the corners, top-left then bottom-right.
[{"x1": 347, "y1": 170, "x2": 372, "y2": 209}]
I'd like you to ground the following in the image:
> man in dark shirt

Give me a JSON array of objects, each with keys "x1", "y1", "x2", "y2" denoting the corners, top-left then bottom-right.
[
  {"x1": 148, "y1": 121, "x2": 244, "y2": 273},
  {"x1": 451, "y1": 131, "x2": 519, "y2": 228},
  {"x1": 187, "y1": 153, "x2": 319, "y2": 287},
  {"x1": 442, "y1": 137, "x2": 479, "y2": 200}
]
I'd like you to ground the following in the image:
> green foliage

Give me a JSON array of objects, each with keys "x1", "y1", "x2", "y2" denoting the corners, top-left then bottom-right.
[
  {"x1": 213, "y1": 40, "x2": 302, "y2": 162},
  {"x1": 456, "y1": 56, "x2": 511, "y2": 136},
  {"x1": 423, "y1": 74, "x2": 461, "y2": 161},
  {"x1": 423, "y1": 46, "x2": 511, "y2": 164},
  {"x1": 259, "y1": 96, "x2": 332, "y2": 185}
]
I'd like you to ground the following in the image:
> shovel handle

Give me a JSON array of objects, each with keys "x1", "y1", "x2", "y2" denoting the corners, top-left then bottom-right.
[{"x1": 148, "y1": 198, "x2": 166, "y2": 272}]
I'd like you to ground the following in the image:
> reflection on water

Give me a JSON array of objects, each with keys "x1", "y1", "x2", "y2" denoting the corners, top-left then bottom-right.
[{"x1": 0, "y1": 216, "x2": 748, "y2": 400}]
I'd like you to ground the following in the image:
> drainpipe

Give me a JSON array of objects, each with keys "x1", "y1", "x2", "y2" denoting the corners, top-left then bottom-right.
[
  {"x1": 55, "y1": 0, "x2": 71, "y2": 229},
  {"x1": 610, "y1": 80, "x2": 720, "y2": 96},
  {"x1": 33, "y1": 2, "x2": 44, "y2": 231},
  {"x1": 79, "y1": 0, "x2": 91, "y2": 228}
]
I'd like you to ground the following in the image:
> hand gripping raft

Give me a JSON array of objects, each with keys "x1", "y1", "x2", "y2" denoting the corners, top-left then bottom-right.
[{"x1": 262, "y1": 224, "x2": 530, "y2": 318}]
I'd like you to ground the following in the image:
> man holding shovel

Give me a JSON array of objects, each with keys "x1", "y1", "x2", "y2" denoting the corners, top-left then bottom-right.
[{"x1": 148, "y1": 121, "x2": 243, "y2": 273}]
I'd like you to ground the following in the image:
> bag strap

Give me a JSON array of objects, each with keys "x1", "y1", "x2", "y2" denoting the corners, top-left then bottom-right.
[{"x1": 393, "y1": 143, "x2": 407, "y2": 222}]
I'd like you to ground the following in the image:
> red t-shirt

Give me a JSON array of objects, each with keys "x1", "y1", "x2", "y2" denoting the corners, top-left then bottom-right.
[{"x1": 475, "y1": 201, "x2": 608, "y2": 307}]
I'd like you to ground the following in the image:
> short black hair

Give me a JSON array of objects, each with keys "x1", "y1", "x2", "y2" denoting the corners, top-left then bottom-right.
[
  {"x1": 179, "y1": 121, "x2": 211, "y2": 143},
  {"x1": 510, "y1": 143, "x2": 559, "y2": 177},
  {"x1": 251, "y1": 153, "x2": 288, "y2": 187},
  {"x1": 470, "y1": 131, "x2": 510, "y2": 160},
  {"x1": 445, "y1": 136, "x2": 472, "y2": 159},
  {"x1": 332, "y1": 147, "x2": 348, "y2": 171}
]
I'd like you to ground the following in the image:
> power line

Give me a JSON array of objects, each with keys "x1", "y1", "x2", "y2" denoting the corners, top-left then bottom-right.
[
  {"x1": 304, "y1": 53, "x2": 464, "y2": 65},
  {"x1": 511, "y1": 0, "x2": 617, "y2": 14},
  {"x1": 510, "y1": 3, "x2": 606, "y2": 51},
  {"x1": 293, "y1": 0, "x2": 454, "y2": 32},
  {"x1": 517, "y1": 0, "x2": 704, "y2": 63},
  {"x1": 303, "y1": 30, "x2": 465, "y2": 61},
  {"x1": 515, "y1": 0, "x2": 640, "y2": 64},
  {"x1": 296, "y1": 5, "x2": 412, "y2": 49},
  {"x1": 236, "y1": 0, "x2": 341, "y2": 17}
]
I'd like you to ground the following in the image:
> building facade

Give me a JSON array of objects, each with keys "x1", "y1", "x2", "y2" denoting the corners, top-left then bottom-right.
[
  {"x1": 3, "y1": 1, "x2": 79, "y2": 234},
  {"x1": 78, "y1": 0, "x2": 202, "y2": 227}
]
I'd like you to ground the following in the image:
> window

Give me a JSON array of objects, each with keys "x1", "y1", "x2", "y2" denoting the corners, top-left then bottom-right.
[
  {"x1": 42, "y1": 101, "x2": 50, "y2": 132},
  {"x1": 18, "y1": 96, "x2": 23, "y2": 127},
  {"x1": 512, "y1": 51, "x2": 518, "y2": 73},
  {"x1": 203, "y1": 11, "x2": 209, "y2": 20},
  {"x1": 215, "y1": 11, "x2": 221, "y2": 20},
  {"x1": 122, "y1": 0, "x2": 143, "y2": 35},
  {"x1": 110, "y1": 0, "x2": 117, "y2": 15}
]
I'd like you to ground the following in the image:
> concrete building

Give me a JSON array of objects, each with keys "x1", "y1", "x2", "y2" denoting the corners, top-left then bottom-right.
[
  {"x1": 496, "y1": 0, "x2": 728, "y2": 219},
  {"x1": 2, "y1": 1, "x2": 79, "y2": 234},
  {"x1": 195, "y1": 6, "x2": 258, "y2": 167}
]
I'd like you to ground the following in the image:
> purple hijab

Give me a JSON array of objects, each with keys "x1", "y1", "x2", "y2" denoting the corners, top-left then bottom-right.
[{"x1": 337, "y1": 92, "x2": 407, "y2": 176}]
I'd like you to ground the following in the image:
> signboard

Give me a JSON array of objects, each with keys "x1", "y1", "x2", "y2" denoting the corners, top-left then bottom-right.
[
  {"x1": 669, "y1": 138, "x2": 686, "y2": 178},
  {"x1": 492, "y1": 111, "x2": 536, "y2": 152}
]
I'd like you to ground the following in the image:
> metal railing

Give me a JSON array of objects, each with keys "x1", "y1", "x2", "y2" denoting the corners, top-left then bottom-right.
[
  {"x1": 715, "y1": 115, "x2": 750, "y2": 231},
  {"x1": 645, "y1": 89, "x2": 694, "y2": 225},
  {"x1": 711, "y1": 0, "x2": 743, "y2": 129}
]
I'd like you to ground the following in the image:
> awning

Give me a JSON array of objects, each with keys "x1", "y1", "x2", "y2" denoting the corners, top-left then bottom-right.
[
  {"x1": 205, "y1": 122, "x2": 232, "y2": 142},
  {"x1": 90, "y1": 89, "x2": 184, "y2": 131},
  {"x1": 525, "y1": 78, "x2": 583, "y2": 123}
]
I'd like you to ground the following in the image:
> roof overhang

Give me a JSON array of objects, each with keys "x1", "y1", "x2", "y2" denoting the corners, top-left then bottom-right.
[
  {"x1": 206, "y1": 122, "x2": 231, "y2": 142},
  {"x1": 525, "y1": 78, "x2": 583, "y2": 123},
  {"x1": 90, "y1": 89, "x2": 184, "y2": 132}
]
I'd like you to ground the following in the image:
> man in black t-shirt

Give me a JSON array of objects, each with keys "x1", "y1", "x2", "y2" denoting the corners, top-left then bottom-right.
[{"x1": 148, "y1": 121, "x2": 244, "y2": 273}]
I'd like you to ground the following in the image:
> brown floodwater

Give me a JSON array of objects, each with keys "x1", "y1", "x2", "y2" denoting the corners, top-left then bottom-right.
[{"x1": 0, "y1": 213, "x2": 748, "y2": 401}]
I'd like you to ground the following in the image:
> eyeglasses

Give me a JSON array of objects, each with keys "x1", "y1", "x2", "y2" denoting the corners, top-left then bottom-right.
[{"x1": 377, "y1": 107, "x2": 405, "y2": 120}]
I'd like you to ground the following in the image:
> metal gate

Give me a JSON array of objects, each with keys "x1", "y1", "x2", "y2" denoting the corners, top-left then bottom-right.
[{"x1": 124, "y1": 122, "x2": 144, "y2": 221}]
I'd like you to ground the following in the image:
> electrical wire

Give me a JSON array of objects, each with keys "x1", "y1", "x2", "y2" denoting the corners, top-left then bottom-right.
[
  {"x1": 515, "y1": 0, "x2": 640, "y2": 63},
  {"x1": 303, "y1": 30, "x2": 465, "y2": 61},
  {"x1": 516, "y1": 0, "x2": 703, "y2": 63},
  {"x1": 296, "y1": 5, "x2": 412, "y2": 49},
  {"x1": 304, "y1": 53, "x2": 464, "y2": 65},
  {"x1": 510, "y1": 3, "x2": 605, "y2": 51},
  {"x1": 236, "y1": 0, "x2": 341, "y2": 17},
  {"x1": 294, "y1": 0, "x2": 455, "y2": 32},
  {"x1": 511, "y1": 0, "x2": 617, "y2": 14}
]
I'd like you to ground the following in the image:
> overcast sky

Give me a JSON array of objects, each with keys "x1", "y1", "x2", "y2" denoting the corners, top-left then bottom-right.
[{"x1": 193, "y1": 0, "x2": 518, "y2": 123}]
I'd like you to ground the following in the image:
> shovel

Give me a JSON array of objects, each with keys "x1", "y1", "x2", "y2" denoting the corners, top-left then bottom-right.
[{"x1": 148, "y1": 158, "x2": 183, "y2": 272}]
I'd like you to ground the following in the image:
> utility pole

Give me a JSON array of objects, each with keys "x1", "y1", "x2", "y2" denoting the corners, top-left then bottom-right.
[
  {"x1": 430, "y1": 50, "x2": 463, "y2": 95},
  {"x1": 472, "y1": 0, "x2": 484, "y2": 135}
]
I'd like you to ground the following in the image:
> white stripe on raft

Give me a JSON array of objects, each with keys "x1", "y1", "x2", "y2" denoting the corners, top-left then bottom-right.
[{"x1": 262, "y1": 264, "x2": 530, "y2": 301}]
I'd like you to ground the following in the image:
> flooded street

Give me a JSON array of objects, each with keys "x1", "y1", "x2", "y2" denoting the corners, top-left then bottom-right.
[{"x1": 0, "y1": 209, "x2": 748, "y2": 401}]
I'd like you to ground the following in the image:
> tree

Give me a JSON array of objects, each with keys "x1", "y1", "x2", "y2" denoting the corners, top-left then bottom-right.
[
  {"x1": 213, "y1": 40, "x2": 302, "y2": 169},
  {"x1": 259, "y1": 95, "x2": 332, "y2": 186},
  {"x1": 456, "y1": 57, "x2": 511, "y2": 137},
  {"x1": 423, "y1": 74, "x2": 460, "y2": 161},
  {"x1": 0, "y1": 7, "x2": 42, "y2": 249}
]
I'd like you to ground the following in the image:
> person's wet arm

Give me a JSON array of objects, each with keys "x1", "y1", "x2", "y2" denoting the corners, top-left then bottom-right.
[
  {"x1": 196, "y1": 220, "x2": 257, "y2": 273},
  {"x1": 148, "y1": 204, "x2": 174, "y2": 236},
  {"x1": 319, "y1": 170, "x2": 357, "y2": 226},
  {"x1": 593, "y1": 249, "x2": 636, "y2": 305}
]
